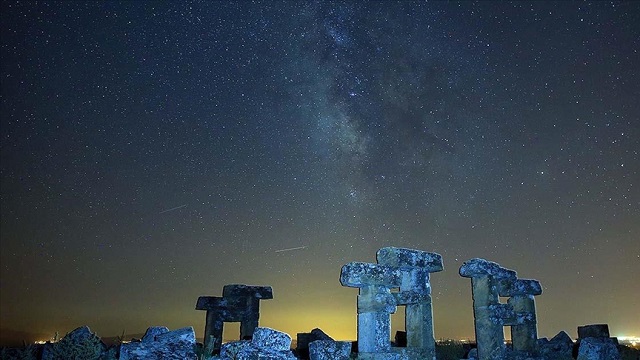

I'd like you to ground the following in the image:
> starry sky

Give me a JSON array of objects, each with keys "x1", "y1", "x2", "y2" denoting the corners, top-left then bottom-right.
[{"x1": 1, "y1": 1, "x2": 639, "y2": 345}]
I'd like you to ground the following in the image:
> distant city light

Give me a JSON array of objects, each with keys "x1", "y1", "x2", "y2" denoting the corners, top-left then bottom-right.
[{"x1": 618, "y1": 336, "x2": 640, "y2": 347}]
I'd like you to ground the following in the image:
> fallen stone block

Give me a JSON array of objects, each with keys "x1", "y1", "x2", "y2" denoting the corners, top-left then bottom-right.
[
  {"x1": 119, "y1": 326, "x2": 197, "y2": 360},
  {"x1": 309, "y1": 340, "x2": 351, "y2": 360},
  {"x1": 252, "y1": 327, "x2": 292, "y2": 351},
  {"x1": 578, "y1": 324, "x2": 610, "y2": 339},
  {"x1": 236, "y1": 346, "x2": 297, "y2": 360},
  {"x1": 296, "y1": 328, "x2": 334, "y2": 358},
  {"x1": 539, "y1": 330, "x2": 574, "y2": 360},
  {"x1": 221, "y1": 340, "x2": 252, "y2": 358},
  {"x1": 141, "y1": 326, "x2": 170, "y2": 342},
  {"x1": 41, "y1": 326, "x2": 107, "y2": 360},
  {"x1": 576, "y1": 337, "x2": 621, "y2": 360}
]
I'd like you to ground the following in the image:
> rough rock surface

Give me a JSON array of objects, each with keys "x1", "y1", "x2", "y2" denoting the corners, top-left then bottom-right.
[
  {"x1": 252, "y1": 327, "x2": 292, "y2": 351},
  {"x1": 576, "y1": 337, "x2": 621, "y2": 360},
  {"x1": 219, "y1": 327, "x2": 295, "y2": 360},
  {"x1": 41, "y1": 326, "x2": 106, "y2": 360},
  {"x1": 141, "y1": 326, "x2": 170, "y2": 342},
  {"x1": 220, "y1": 340, "x2": 251, "y2": 358},
  {"x1": 577, "y1": 324, "x2": 610, "y2": 339},
  {"x1": 119, "y1": 326, "x2": 197, "y2": 360},
  {"x1": 296, "y1": 328, "x2": 334, "y2": 359},
  {"x1": 539, "y1": 331, "x2": 574, "y2": 360},
  {"x1": 308, "y1": 340, "x2": 351, "y2": 360}
]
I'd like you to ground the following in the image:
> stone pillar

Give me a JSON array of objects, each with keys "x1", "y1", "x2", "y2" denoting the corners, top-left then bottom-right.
[
  {"x1": 195, "y1": 284, "x2": 273, "y2": 353},
  {"x1": 377, "y1": 247, "x2": 443, "y2": 360},
  {"x1": 340, "y1": 262, "x2": 400, "y2": 355},
  {"x1": 459, "y1": 258, "x2": 542, "y2": 360},
  {"x1": 502, "y1": 279, "x2": 542, "y2": 353},
  {"x1": 341, "y1": 247, "x2": 443, "y2": 360}
]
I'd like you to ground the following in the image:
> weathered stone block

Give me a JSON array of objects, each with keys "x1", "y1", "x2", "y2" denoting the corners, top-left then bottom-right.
[
  {"x1": 459, "y1": 258, "x2": 517, "y2": 280},
  {"x1": 223, "y1": 284, "x2": 274, "y2": 299},
  {"x1": 578, "y1": 324, "x2": 610, "y2": 339},
  {"x1": 340, "y1": 262, "x2": 402, "y2": 287},
  {"x1": 356, "y1": 352, "x2": 406, "y2": 360},
  {"x1": 376, "y1": 247, "x2": 443, "y2": 272},
  {"x1": 309, "y1": 340, "x2": 351, "y2": 360},
  {"x1": 539, "y1": 331, "x2": 574, "y2": 360},
  {"x1": 297, "y1": 328, "x2": 334, "y2": 352},
  {"x1": 499, "y1": 279, "x2": 542, "y2": 296},
  {"x1": 236, "y1": 346, "x2": 297, "y2": 360},
  {"x1": 141, "y1": 326, "x2": 170, "y2": 342},
  {"x1": 221, "y1": 340, "x2": 251, "y2": 358},
  {"x1": 119, "y1": 326, "x2": 197, "y2": 360},
  {"x1": 576, "y1": 337, "x2": 621, "y2": 360},
  {"x1": 41, "y1": 326, "x2": 106, "y2": 360},
  {"x1": 252, "y1": 327, "x2": 292, "y2": 351}
]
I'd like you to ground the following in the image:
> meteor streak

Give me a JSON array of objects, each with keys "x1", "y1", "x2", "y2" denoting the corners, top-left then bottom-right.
[
  {"x1": 274, "y1": 246, "x2": 307, "y2": 253},
  {"x1": 159, "y1": 204, "x2": 187, "y2": 214}
]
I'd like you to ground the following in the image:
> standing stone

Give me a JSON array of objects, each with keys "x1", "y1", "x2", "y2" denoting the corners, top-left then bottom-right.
[
  {"x1": 340, "y1": 247, "x2": 443, "y2": 360},
  {"x1": 459, "y1": 258, "x2": 542, "y2": 360},
  {"x1": 196, "y1": 284, "x2": 273, "y2": 352}
]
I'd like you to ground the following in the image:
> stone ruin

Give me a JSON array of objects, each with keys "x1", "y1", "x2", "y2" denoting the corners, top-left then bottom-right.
[
  {"x1": 459, "y1": 258, "x2": 542, "y2": 360},
  {"x1": 340, "y1": 246, "x2": 443, "y2": 359},
  {"x1": 195, "y1": 284, "x2": 273, "y2": 353},
  {"x1": 5, "y1": 247, "x2": 630, "y2": 360}
]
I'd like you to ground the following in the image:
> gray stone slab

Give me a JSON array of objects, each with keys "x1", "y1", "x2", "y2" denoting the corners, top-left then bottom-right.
[
  {"x1": 340, "y1": 262, "x2": 402, "y2": 287},
  {"x1": 376, "y1": 247, "x2": 443, "y2": 272},
  {"x1": 459, "y1": 258, "x2": 517, "y2": 279},
  {"x1": 223, "y1": 284, "x2": 274, "y2": 299}
]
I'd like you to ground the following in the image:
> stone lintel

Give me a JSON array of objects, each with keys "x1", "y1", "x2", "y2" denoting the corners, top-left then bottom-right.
[
  {"x1": 376, "y1": 247, "x2": 443, "y2": 272},
  {"x1": 499, "y1": 279, "x2": 542, "y2": 296},
  {"x1": 459, "y1": 258, "x2": 517, "y2": 280},
  {"x1": 222, "y1": 284, "x2": 273, "y2": 299},
  {"x1": 195, "y1": 296, "x2": 247, "y2": 311},
  {"x1": 340, "y1": 262, "x2": 401, "y2": 288}
]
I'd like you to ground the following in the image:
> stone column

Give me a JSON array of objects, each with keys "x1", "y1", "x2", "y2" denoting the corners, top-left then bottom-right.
[
  {"x1": 340, "y1": 262, "x2": 401, "y2": 355},
  {"x1": 501, "y1": 279, "x2": 542, "y2": 353},
  {"x1": 459, "y1": 258, "x2": 517, "y2": 360}
]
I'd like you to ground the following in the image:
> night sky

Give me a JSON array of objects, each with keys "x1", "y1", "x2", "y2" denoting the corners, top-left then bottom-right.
[{"x1": 1, "y1": 1, "x2": 639, "y2": 345}]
